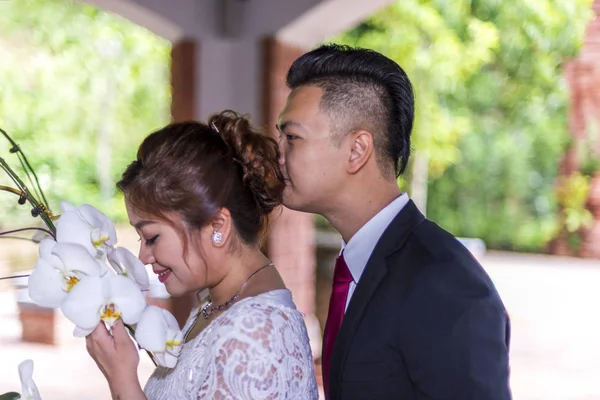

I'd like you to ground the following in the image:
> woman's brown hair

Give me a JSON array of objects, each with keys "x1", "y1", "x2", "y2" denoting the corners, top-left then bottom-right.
[{"x1": 117, "y1": 110, "x2": 285, "y2": 245}]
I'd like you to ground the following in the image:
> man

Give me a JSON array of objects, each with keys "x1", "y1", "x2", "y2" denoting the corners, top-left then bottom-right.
[{"x1": 276, "y1": 44, "x2": 511, "y2": 399}]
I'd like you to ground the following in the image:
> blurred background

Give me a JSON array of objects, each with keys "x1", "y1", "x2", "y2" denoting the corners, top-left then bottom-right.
[{"x1": 1, "y1": 0, "x2": 599, "y2": 398}]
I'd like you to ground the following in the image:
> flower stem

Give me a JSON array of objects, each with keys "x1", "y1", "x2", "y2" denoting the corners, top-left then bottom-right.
[
  {"x1": 0, "y1": 157, "x2": 56, "y2": 235},
  {"x1": 0, "y1": 185, "x2": 22, "y2": 196},
  {"x1": 0, "y1": 274, "x2": 29, "y2": 281},
  {"x1": 124, "y1": 323, "x2": 158, "y2": 367},
  {"x1": 0, "y1": 227, "x2": 55, "y2": 238},
  {"x1": 0, "y1": 128, "x2": 50, "y2": 207}
]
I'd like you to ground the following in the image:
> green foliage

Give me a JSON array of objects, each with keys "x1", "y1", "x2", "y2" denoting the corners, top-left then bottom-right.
[
  {"x1": 0, "y1": 0, "x2": 171, "y2": 226},
  {"x1": 556, "y1": 172, "x2": 593, "y2": 233},
  {"x1": 0, "y1": 392, "x2": 20, "y2": 400},
  {"x1": 337, "y1": 0, "x2": 500, "y2": 176},
  {"x1": 578, "y1": 120, "x2": 600, "y2": 177},
  {"x1": 554, "y1": 171, "x2": 593, "y2": 251},
  {"x1": 335, "y1": 0, "x2": 593, "y2": 251}
]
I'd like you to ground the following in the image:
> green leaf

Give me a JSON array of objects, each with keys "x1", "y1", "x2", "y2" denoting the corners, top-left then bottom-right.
[{"x1": 0, "y1": 392, "x2": 21, "y2": 400}]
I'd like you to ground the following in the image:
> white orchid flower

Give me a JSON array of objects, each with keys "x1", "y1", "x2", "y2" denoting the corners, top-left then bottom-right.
[
  {"x1": 61, "y1": 273, "x2": 147, "y2": 337},
  {"x1": 135, "y1": 306, "x2": 183, "y2": 368},
  {"x1": 28, "y1": 240, "x2": 105, "y2": 308},
  {"x1": 108, "y1": 247, "x2": 150, "y2": 291},
  {"x1": 55, "y1": 202, "x2": 117, "y2": 259},
  {"x1": 17, "y1": 359, "x2": 42, "y2": 400}
]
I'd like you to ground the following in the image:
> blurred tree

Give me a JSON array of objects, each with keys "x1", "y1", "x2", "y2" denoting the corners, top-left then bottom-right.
[
  {"x1": 0, "y1": 0, "x2": 171, "y2": 225},
  {"x1": 335, "y1": 0, "x2": 593, "y2": 251}
]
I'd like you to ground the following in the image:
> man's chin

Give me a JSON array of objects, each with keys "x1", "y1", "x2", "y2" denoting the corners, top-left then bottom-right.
[
  {"x1": 281, "y1": 189, "x2": 297, "y2": 208},
  {"x1": 282, "y1": 192, "x2": 314, "y2": 214}
]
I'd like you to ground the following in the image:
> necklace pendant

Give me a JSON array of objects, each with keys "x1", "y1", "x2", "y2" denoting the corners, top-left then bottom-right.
[{"x1": 197, "y1": 261, "x2": 274, "y2": 320}]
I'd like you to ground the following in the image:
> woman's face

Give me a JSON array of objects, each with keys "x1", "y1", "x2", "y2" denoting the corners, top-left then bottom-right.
[{"x1": 126, "y1": 202, "x2": 215, "y2": 297}]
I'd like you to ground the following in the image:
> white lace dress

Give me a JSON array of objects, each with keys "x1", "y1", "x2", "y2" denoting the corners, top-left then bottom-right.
[{"x1": 144, "y1": 289, "x2": 318, "y2": 399}]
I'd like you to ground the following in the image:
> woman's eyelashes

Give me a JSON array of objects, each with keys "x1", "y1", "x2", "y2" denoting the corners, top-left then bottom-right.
[{"x1": 140, "y1": 234, "x2": 159, "y2": 246}]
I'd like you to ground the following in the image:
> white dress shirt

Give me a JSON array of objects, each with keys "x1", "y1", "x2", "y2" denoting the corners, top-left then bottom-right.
[{"x1": 341, "y1": 193, "x2": 410, "y2": 311}]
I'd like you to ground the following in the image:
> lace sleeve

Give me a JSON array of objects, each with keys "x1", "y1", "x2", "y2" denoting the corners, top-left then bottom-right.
[{"x1": 195, "y1": 301, "x2": 317, "y2": 400}]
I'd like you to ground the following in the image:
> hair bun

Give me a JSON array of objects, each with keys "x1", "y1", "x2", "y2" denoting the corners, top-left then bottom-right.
[{"x1": 208, "y1": 110, "x2": 285, "y2": 215}]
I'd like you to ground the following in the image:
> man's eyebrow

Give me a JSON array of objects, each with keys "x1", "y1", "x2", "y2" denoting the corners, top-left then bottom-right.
[{"x1": 276, "y1": 120, "x2": 307, "y2": 132}]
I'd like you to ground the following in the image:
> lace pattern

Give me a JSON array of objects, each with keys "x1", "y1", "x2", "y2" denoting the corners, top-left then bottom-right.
[{"x1": 144, "y1": 289, "x2": 318, "y2": 400}]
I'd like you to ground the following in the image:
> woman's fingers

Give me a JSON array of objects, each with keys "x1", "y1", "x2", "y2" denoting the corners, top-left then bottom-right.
[
  {"x1": 112, "y1": 318, "x2": 132, "y2": 348},
  {"x1": 87, "y1": 321, "x2": 111, "y2": 349}
]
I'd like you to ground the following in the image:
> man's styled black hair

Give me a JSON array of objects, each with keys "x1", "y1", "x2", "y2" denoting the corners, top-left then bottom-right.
[{"x1": 286, "y1": 43, "x2": 414, "y2": 177}]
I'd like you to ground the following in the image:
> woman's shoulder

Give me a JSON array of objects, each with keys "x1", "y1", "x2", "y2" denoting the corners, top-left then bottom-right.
[
  {"x1": 242, "y1": 288, "x2": 297, "y2": 309},
  {"x1": 225, "y1": 289, "x2": 300, "y2": 320},
  {"x1": 208, "y1": 289, "x2": 305, "y2": 336},
  {"x1": 185, "y1": 291, "x2": 318, "y2": 400}
]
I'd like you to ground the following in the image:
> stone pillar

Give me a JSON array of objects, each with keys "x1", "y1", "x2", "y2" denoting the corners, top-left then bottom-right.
[
  {"x1": 561, "y1": 0, "x2": 600, "y2": 258},
  {"x1": 262, "y1": 38, "x2": 321, "y2": 360},
  {"x1": 168, "y1": 39, "x2": 199, "y2": 327}
]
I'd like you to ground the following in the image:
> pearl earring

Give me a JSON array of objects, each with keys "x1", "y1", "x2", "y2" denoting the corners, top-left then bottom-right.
[{"x1": 212, "y1": 231, "x2": 223, "y2": 245}]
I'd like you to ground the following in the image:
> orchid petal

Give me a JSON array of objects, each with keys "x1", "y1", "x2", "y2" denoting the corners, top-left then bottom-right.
[
  {"x1": 107, "y1": 248, "x2": 125, "y2": 274},
  {"x1": 51, "y1": 242, "x2": 104, "y2": 277},
  {"x1": 61, "y1": 276, "x2": 104, "y2": 332},
  {"x1": 135, "y1": 306, "x2": 168, "y2": 352},
  {"x1": 38, "y1": 238, "x2": 56, "y2": 259},
  {"x1": 163, "y1": 310, "x2": 180, "y2": 332},
  {"x1": 105, "y1": 275, "x2": 146, "y2": 325},
  {"x1": 108, "y1": 247, "x2": 150, "y2": 290},
  {"x1": 163, "y1": 352, "x2": 179, "y2": 368},
  {"x1": 28, "y1": 258, "x2": 66, "y2": 308},
  {"x1": 56, "y1": 203, "x2": 118, "y2": 259},
  {"x1": 18, "y1": 359, "x2": 42, "y2": 400},
  {"x1": 158, "y1": 329, "x2": 183, "y2": 368},
  {"x1": 157, "y1": 350, "x2": 179, "y2": 368},
  {"x1": 73, "y1": 326, "x2": 94, "y2": 338},
  {"x1": 78, "y1": 204, "x2": 118, "y2": 246},
  {"x1": 153, "y1": 352, "x2": 168, "y2": 368},
  {"x1": 18, "y1": 359, "x2": 33, "y2": 383},
  {"x1": 55, "y1": 210, "x2": 96, "y2": 256},
  {"x1": 60, "y1": 201, "x2": 76, "y2": 212},
  {"x1": 135, "y1": 305, "x2": 182, "y2": 368},
  {"x1": 163, "y1": 353, "x2": 179, "y2": 368},
  {"x1": 38, "y1": 238, "x2": 62, "y2": 270}
]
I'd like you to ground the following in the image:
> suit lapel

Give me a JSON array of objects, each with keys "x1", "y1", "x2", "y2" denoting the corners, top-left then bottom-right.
[{"x1": 328, "y1": 200, "x2": 425, "y2": 398}]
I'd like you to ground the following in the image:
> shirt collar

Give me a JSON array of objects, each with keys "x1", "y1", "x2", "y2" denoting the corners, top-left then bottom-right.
[{"x1": 341, "y1": 193, "x2": 410, "y2": 283}]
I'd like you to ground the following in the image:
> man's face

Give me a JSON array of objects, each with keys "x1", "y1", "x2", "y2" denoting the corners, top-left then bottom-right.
[{"x1": 276, "y1": 86, "x2": 347, "y2": 214}]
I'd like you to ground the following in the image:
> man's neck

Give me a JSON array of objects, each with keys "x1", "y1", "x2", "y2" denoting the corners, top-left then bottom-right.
[{"x1": 324, "y1": 183, "x2": 402, "y2": 243}]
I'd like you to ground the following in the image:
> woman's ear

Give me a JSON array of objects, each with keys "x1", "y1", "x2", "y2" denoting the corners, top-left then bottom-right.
[{"x1": 210, "y1": 208, "x2": 233, "y2": 247}]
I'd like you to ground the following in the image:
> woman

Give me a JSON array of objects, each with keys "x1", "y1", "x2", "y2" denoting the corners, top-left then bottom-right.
[{"x1": 85, "y1": 111, "x2": 318, "y2": 399}]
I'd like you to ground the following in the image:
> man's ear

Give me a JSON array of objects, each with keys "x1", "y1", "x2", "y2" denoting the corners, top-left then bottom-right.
[{"x1": 347, "y1": 130, "x2": 374, "y2": 174}]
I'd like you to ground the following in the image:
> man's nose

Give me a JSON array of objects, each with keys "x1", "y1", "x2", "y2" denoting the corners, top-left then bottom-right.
[{"x1": 277, "y1": 142, "x2": 286, "y2": 165}]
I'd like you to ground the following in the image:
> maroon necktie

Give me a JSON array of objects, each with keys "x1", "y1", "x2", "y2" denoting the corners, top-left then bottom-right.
[{"x1": 322, "y1": 253, "x2": 353, "y2": 398}]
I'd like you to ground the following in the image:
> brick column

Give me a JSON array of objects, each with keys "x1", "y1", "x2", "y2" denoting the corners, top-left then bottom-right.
[
  {"x1": 169, "y1": 39, "x2": 199, "y2": 327},
  {"x1": 171, "y1": 40, "x2": 197, "y2": 123},
  {"x1": 559, "y1": 0, "x2": 600, "y2": 258},
  {"x1": 262, "y1": 38, "x2": 322, "y2": 361}
]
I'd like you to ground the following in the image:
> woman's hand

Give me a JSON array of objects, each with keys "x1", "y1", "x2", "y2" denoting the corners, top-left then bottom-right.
[{"x1": 86, "y1": 319, "x2": 146, "y2": 400}]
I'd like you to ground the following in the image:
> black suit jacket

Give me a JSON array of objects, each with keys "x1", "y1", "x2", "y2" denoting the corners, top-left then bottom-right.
[{"x1": 326, "y1": 200, "x2": 511, "y2": 399}]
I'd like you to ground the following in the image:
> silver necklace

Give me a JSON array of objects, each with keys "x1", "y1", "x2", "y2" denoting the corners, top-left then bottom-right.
[{"x1": 199, "y1": 262, "x2": 274, "y2": 320}]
